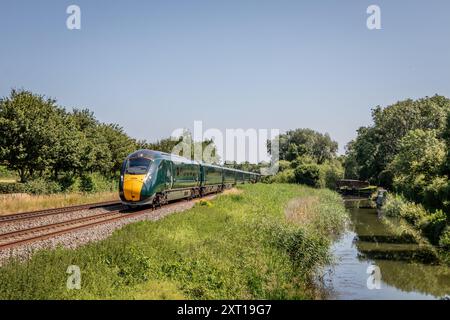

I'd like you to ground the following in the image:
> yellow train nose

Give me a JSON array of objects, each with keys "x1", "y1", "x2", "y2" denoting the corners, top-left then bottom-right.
[{"x1": 123, "y1": 174, "x2": 145, "y2": 202}]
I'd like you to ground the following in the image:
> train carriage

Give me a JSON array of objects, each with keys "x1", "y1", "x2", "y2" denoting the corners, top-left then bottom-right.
[
  {"x1": 201, "y1": 164, "x2": 223, "y2": 195},
  {"x1": 223, "y1": 167, "x2": 237, "y2": 189}
]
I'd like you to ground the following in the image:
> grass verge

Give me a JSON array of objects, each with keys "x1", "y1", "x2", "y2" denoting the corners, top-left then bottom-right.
[
  {"x1": 0, "y1": 192, "x2": 119, "y2": 215},
  {"x1": 0, "y1": 184, "x2": 347, "y2": 299}
]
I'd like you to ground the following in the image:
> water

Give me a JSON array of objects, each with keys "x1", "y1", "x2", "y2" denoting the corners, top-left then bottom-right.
[{"x1": 323, "y1": 203, "x2": 450, "y2": 300}]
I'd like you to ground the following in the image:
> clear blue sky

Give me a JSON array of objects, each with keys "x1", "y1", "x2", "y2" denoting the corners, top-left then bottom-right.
[{"x1": 1, "y1": 0, "x2": 450, "y2": 154}]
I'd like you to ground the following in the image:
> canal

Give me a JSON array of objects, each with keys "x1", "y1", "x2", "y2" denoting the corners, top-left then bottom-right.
[{"x1": 323, "y1": 202, "x2": 450, "y2": 299}]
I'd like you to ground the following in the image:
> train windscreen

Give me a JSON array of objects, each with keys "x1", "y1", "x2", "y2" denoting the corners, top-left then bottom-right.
[{"x1": 125, "y1": 158, "x2": 152, "y2": 175}]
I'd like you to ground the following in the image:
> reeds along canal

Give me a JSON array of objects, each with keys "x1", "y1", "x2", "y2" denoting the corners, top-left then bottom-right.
[{"x1": 322, "y1": 199, "x2": 450, "y2": 300}]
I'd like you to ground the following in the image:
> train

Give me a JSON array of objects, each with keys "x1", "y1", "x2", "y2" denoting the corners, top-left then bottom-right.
[{"x1": 119, "y1": 149, "x2": 261, "y2": 207}]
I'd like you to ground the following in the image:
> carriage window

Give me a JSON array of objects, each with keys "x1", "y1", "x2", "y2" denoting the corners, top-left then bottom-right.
[{"x1": 125, "y1": 158, "x2": 152, "y2": 175}]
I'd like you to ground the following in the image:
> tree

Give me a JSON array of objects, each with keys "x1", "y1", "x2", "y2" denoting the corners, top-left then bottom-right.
[
  {"x1": 143, "y1": 130, "x2": 220, "y2": 164},
  {"x1": 268, "y1": 128, "x2": 338, "y2": 164},
  {"x1": 69, "y1": 109, "x2": 114, "y2": 175},
  {"x1": 0, "y1": 90, "x2": 65, "y2": 182},
  {"x1": 345, "y1": 95, "x2": 450, "y2": 186},
  {"x1": 390, "y1": 129, "x2": 446, "y2": 207},
  {"x1": 97, "y1": 124, "x2": 137, "y2": 175}
]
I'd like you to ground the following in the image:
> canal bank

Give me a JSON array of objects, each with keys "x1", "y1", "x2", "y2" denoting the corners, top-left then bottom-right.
[{"x1": 323, "y1": 200, "x2": 450, "y2": 300}]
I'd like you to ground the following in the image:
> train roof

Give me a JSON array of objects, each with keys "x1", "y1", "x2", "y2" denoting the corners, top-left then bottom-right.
[
  {"x1": 126, "y1": 149, "x2": 199, "y2": 165},
  {"x1": 126, "y1": 150, "x2": 260, "y2": 175}
]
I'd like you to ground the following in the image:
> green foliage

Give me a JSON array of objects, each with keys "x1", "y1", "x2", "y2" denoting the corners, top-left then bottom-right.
[
  {"x1": 384, "y1": 195, "x2": 449, "y2": 247},
  {"x1": 345, "y1": 95, "x2": 450, "y2": 186},
  {"x1": 419, "y1": 210, "x2": 448, "y2": 245},
  {"x1": 0, "y1": 182, "x2": 26, "y2": 194},
  {"x1": 268, "y1": 128, "x2": 338, "y2": 164},
  {"x1": 384, "y1": 194, "x2": 427, "y2": 226},
  {"x1": 0, "y1": 184, "x2": 347, "y2": 300},
  {"x1": 0, "y1": 90, "x2": 141, "y2": 183},
  {"x1": 345, "y1": 96, "x2": 450, "y2": 252},
  {"x1": 439, "y1": 227, "x2": 450, "y2": 249},
  {"x1": 104, "y1": 246, "x2": 152, "y2": 285},
  {"x1": 267, "y1": 168, "x2": 295, "y2": 183},
  {"x1": 0, "y1": 90, "x2": 66, "y2": 182},
  {"x1": 80, "y1": 173, "x2": 117, "y2": 193},
  {"x1": 318, "y1": 160, "x2": 344, "y2": 189},
  {"x1": 24, "y1": 178, "x2": 61, "y2": 195},
  {"x1": 267, "y1": 157, "x2": 343, "y2": 190},
  {"x1": 277, "y1": 160, "x2": 292, "y2": 172},
  {"x1": 294, "y1": 163, "x2": 321, "y2": 187},
  {"x1": 0, "y1": 166, "x2": 16, "y2": 179}
]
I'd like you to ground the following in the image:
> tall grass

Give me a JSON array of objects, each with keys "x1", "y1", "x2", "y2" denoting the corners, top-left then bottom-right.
[
  {"x1": 0, "y1": 192, "x2": 118, "y2": 215},
  {"x1": 0, "y1": 184, "x2": 347, "y2": 299}
]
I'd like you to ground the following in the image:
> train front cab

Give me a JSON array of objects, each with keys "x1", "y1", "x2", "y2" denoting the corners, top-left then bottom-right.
[{"x1": 119, "y1": 153, "x2": 158, "y2": 206}]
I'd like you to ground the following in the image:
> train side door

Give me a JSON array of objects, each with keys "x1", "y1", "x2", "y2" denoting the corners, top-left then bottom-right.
[{"x1": 165, "y1": 161, "x2": 173, "y2": 189}]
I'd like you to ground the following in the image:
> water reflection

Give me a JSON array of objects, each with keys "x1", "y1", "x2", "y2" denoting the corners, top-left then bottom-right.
[{"x1": 324, "y1": 203, "x2": 450, "y2": 300}]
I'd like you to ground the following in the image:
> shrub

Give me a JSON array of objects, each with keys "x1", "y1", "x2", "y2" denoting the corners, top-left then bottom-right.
[
  {"x1": 267, "y1": 169, "x2": 295, "y2": 183},
  {"x1": 0, "y1": 166, "x2": 16, "y2": 179},
  {"x1": 277, "y1": 160, "x2": 292, "y2": 172},
  {"x1": 0, "y1": 182, "x2": 26, "y2": 194},
  {"x1": 419, "y1": 210, "x2": 448, "y2": 245},
  {"x1": 80, "y1": 173, "x2": 117, "y2": 193},
  {"x1": 423, "y1": 176, "x2": 450, "y2": 211},
  {"x1": 24, "y1": 178, "x2": 61, "y2": 195},
  {"x1": 58, "y1": 174, "x2": 81, "y2": 193},
  {"x1": 439, "y1": 227, "x2": 450, "y2": 249},
  {"x1": 318, "y1": 161, "x2": 344, "y2": 189},
  {"x1": 294, "y1": 164, "x2": 320, "y2": 187},
  {"x1": 384, "y1": 194, "x2": 449, "y2": 247},
  {"x1": 384, "y1": 194, "x2": 426, "y2": 226}
]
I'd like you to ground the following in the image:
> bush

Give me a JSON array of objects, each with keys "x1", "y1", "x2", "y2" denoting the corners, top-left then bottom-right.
[
  {"x1": 0, "y1": 166, "x2": 16, "y2": 179},
  {"x1": 384, "y1": 194, "x2": 449, "y2": 247},
  {"x1": 58, "y1": 174, "x2": 81, "y2": 193},
  {"x1": 439, "y1": 227, "x2": 450, "y2": 249},
  {"x1": 423, "y1": 176, "x2": 450, "y2": 211},
  {"x1": 0, "y1": 182, "x2": 26, "y2": 194},
  {"x1": 294, "y1": 164, "x2": 320, "y2": 187},
  {"x1": 318, "y1": 161, "x2": 344, "y2": 189},
  {"x1": 80, "y1": 173, "x2": 117, "y2": 193},
  {"x1": 384, "y1": 194, "x2": 426, "y2": 226},
  {"x1": 277, "y1": 160, "x2": 292, "y2": 172},
  {"x1": 419, "y1": 210, "x2": 448, "y2": 245},
  {"x1": 267, "y1": 169, "x2": 295, "y2": 183},
  {"x1": 24, "y1": 178, "x2": 61, "y2": 195}
]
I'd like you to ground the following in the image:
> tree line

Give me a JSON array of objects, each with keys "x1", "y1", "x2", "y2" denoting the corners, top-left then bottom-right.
[
  {"x1": 0, "y1": 90, "x2": 218, "y2": 192},
  {"x1": 267, "y1": 128, "x2": 344, "y2": 188},
  {"x1": 344, "y1": 95, "x2": 450, "y2": 212}
]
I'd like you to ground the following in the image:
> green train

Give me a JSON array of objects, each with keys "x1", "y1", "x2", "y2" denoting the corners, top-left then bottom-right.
[{"x1": 119, "y1": 150, "x2": 260, "y2": 207}]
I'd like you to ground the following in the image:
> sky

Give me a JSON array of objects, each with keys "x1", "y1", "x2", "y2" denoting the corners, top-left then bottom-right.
[{"x1": 1, "y1": 0, "x2": 450, "y2": 160}]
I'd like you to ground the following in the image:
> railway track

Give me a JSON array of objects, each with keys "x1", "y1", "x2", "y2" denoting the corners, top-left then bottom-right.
[
  {"x1": 0, "y1": 197, "x2": 201, "y2": 251},
  {"x1": 0, "y1": 207, "x2": 152, "y2": 251},
  {"x1": 0, "y1": 200, "x2": 122, "y2": 224},
  {"x1": 0, "y1": 195, "x2": 214, "y2": 252}
]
